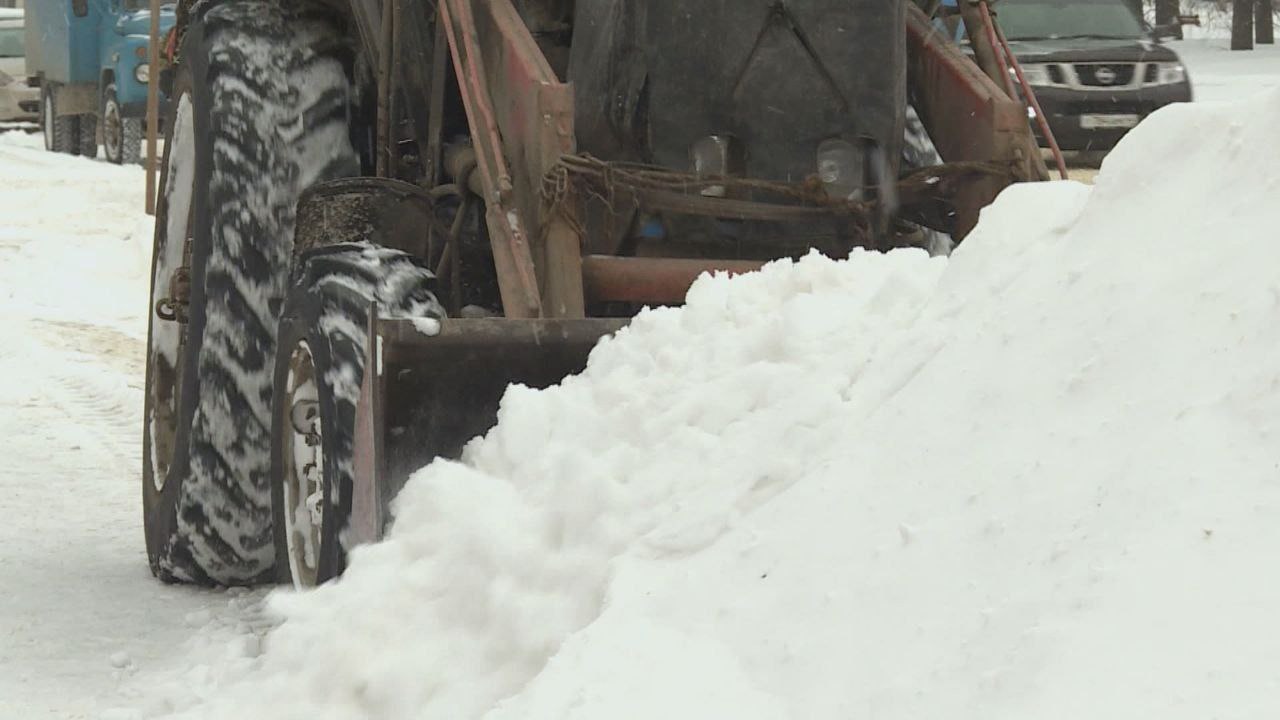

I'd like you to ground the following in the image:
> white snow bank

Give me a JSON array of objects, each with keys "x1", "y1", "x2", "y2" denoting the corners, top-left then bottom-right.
[{"x1": 140, "y1": 89, "x2": 1280, "y2": 719}]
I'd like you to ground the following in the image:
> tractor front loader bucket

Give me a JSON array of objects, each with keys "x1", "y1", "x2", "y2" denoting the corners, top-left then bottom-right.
[{"x1": 348, "y1": 316, "x2": 628, "y2": 547}]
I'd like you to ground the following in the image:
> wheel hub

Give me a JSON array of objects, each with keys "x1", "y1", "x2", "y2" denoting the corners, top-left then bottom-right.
[
  {"x1": 282, "y1": 341, "x2": 325, "y2": 588},
  {"x1": 104, "y1": 97, "x2": 123, "y2": 161},
  {"x1": 145, "y1": 95, "x2": 196, "y2": 494}
]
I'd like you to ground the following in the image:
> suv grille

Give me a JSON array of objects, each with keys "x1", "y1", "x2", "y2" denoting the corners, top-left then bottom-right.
[{"x1": 1075, "y1": 63, "x2": 1136, "y2": 87}]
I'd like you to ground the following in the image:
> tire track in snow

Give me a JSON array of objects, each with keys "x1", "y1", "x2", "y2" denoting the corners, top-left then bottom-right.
[
  {"x1": 45, "y1": 368, "x2": 142, "y2": 471},
  {"x1": 25, "y1": 319, "x2": 145, "y2": 475}
]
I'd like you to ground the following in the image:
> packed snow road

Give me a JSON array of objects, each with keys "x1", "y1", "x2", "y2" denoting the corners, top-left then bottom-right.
[{"x1": 0, "y1": 132, "x2": 260, "y2": 718}]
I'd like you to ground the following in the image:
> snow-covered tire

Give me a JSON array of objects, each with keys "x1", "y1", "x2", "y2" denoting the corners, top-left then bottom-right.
[
  {"x1": 271, "y1": 244, "x2": 442, "y2": 587},
  {"x1": 102, "y1": 84, "x2": 140, "y2": 165},
  {"x1": 77, "y1": 113, "x2": 98, "y2": 159},
  {"x1": 142, "y1": 1, "x2": 360, "y2": 585},
  {"x1": 41, "y1": 84, "x2": 78, "y2": 155}
]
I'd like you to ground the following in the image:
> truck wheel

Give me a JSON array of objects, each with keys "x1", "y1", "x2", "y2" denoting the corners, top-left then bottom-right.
[
  {"x1": 102, "y1": 84, "x2": 141, "y2": 165},
  {"x1": 142, "y1": 1, "x2": 360, "y2": 585},
  {"x1": 78, "y1": 113, "x2": 98, "y2": 159},
  {"x1": 41, "y1": 84, "x2": 78, "y2": 155},
  {"x1": 271, "y1": 245, "x2": 442, "y2": 587}
]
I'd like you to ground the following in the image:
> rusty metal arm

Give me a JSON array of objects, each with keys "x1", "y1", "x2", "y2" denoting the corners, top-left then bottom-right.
[
  {"x1": 438, "y1": 0, "x2": 589, "y2": 320},
  {"x1": 906, "y1": 4, "x2": 1047, "y2": 238}
]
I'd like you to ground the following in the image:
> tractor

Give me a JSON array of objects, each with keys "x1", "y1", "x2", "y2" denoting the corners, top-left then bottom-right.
[{"x1": 142, "y1": 0, "x2": 1045, "y2": 586}]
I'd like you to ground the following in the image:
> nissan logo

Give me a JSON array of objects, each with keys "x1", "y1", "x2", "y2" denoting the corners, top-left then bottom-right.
[{"x1": 1095, "y1": 67, "x2": 1118, "y2": 84}]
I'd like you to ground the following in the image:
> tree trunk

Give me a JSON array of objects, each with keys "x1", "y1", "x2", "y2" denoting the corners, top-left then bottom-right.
[
  {"x1": 1156, "y1": 0, "x2": 1182, "y2": 38},
  {"x1": 1257, "y1": 0, "x2": 1275, "y2": 44},
  {"x1": 1233, "y1": 0, "x2": 1255, "y2": 49},
  {"x1": 1125, "y1": 0, "x2": 1145, "y2": 22}
]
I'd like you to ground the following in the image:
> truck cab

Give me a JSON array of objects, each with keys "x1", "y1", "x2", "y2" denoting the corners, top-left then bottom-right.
[{"x1": 24, "y1": 0, "x2": 175, "y2": 163}]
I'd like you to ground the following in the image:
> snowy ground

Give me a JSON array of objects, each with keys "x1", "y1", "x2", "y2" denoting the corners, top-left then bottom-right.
[
  {"x1": 0, "y1": 131, "x2": 261, "y2": 718},
  {"x1": 1173, "y1": 38, "x2": 1280, "y2": 102},
  {"x1": 0, "y1": 42, "x2": 1275, "y2": 719}
]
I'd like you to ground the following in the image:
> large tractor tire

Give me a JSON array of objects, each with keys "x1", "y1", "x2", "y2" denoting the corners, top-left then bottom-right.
[
  {"x1": 142, "y1": 1, "x2": 360, "y2": 585},
  {"x1": 271, "y1": 245, "x2": 442, "y2": 588}
]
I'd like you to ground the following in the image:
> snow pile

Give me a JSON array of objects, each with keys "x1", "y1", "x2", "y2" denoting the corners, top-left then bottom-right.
[{"x1": 138, "y1": 89, "x2": 1280, "y2": 719}]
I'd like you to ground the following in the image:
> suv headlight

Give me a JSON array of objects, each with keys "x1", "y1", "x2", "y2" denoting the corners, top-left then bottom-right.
[
  {"x1": 135, "y1": 63, "x2": 150, "y2": 84},
  {"x1": 1155, "y1": 63, "x2": 1186, "y2": 85}
]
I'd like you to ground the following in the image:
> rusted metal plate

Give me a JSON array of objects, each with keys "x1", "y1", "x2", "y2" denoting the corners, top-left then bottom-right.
[
  {"x1": 349, "y1": 305, "x2": 385, "y2": 549},
  {"x1": 474, "y1": 0, "x2": 584, "y2": 319}
]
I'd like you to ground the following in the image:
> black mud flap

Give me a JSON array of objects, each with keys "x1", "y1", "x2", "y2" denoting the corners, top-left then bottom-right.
[{"x1": 348, "y1": 316, "x2": 628, "y2": 547}]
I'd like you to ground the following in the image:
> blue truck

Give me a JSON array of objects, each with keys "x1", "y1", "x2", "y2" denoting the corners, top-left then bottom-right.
[{"x1": 24, "y1": 0, "x2": 174, "y2": 163}]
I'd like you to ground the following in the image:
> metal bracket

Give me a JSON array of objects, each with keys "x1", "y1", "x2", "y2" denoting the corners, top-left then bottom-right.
[{"x1": 155, "y1": 266, "x2": 191, "y2": 323}]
